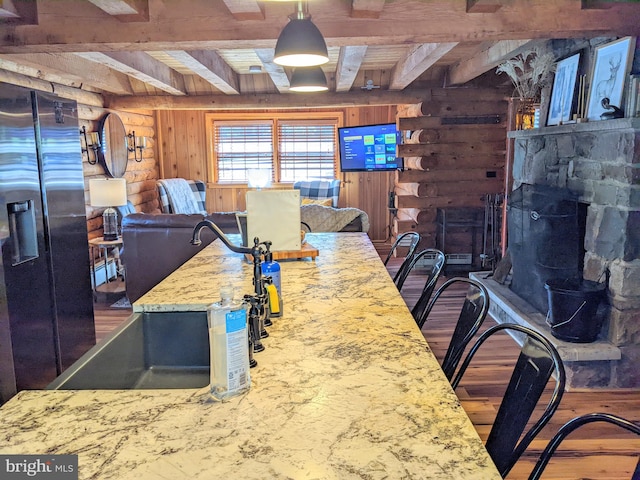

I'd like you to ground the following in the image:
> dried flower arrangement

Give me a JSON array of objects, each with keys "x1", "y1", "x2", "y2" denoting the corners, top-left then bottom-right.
[{"x1": 496, "y1": 47, "x2": 556, "y2": 100}]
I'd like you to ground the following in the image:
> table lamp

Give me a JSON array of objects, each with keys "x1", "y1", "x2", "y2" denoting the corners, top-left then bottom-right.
[{"x1": 89, "y1": 178, "x2": 128, "y2": 241}]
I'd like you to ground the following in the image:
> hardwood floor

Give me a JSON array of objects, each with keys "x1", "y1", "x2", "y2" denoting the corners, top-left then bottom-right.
[
  {"x1": 393, "y1": 259, "x2": 640, "y2": 480},
  {"x1": 92, "y1": 261, "x2": 640, "y2": 479}
]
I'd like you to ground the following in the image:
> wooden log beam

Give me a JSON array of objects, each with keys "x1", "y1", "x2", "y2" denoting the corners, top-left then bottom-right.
[
  {"x1": 399, "y1": 141, "x2": 505, "y2": 157},
  {"x1": 397, "y1": 194, "x2": 486, "y2": 209},
  {"x1": 394, "y1": 218, "x2": 438, "y2": 235},
  {"x1": 87, "y1": 0, "x2": 149, "y2": 22},
  {"x1": 221, "y1": 0, "x2": 264, "y2": 20},
  {"x1": 402, "y1": 154, "x2": 504, "y2": 170},
  {"x1": 335, "y1": 45, "x2": 367, "y2": 93},
  {"x1": 406, "y1": 127, "x2": 506, "y2": 144},
  {"x1": 0, "y1": 69, "x2": 104, "y2": 106},
  {"x1": 164, "y1": 50, "x2": 240, "y2": 95},
  {"x1": 351, "y1": 0, "x2": 386, "y2": 18},
  {"x1": 399, "y1": 115, "x2": 506, "y2": 130},
  {"x1": 397, "y1": 180, "x2": 504, "y2": 197},
  {"x1": 1, "y1": 53, "x2": 134, "y2": 95},
  {"x1": 447, "y1": 39, "x2": 541, "y2": 85},
  {"x1": 398, "y1": 167, "x2": 504, "y2": 183},
  {"x1": 389, "y1": 43, "x2": 458, "y2": 90},
  {"x1": 105, "y1": 89, "x2": 428, "y2": 110},
  {"x1": 76, "y1": 52, "x2": 187, "y2": 96},
  {"x1": 255, "y1": 48, "x2": 290, "y2": 93}
]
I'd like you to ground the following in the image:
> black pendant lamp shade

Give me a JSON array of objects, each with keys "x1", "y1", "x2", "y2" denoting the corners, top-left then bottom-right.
[
  {"x1": 274, "y1": 2, "x2": 329, "y2": 67},
  {"x1": 290, "y1": 67, "x2": 328, "y2": 92}
]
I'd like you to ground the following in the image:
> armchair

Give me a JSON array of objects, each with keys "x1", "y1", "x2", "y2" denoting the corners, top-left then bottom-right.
[{"x1": 293, "y1": 179, "x2": 341, "y2": 208}]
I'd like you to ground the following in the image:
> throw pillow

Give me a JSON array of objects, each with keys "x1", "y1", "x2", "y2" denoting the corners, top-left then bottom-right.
[{"x1": 301, "y1": 198, "x2": 333, "y2": 207}]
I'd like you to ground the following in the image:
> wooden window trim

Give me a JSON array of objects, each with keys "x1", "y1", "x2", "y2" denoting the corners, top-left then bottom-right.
[{"x1": 205, "y1": 112, "x2": 344, "y2": 186}]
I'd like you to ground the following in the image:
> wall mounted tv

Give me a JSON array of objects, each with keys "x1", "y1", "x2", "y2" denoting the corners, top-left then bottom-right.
[{"x1": 338, "y1": 123, "x2": 403, "y2": 172}]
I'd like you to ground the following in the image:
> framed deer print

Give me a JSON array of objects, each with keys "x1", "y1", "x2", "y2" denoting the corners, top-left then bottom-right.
[{"x1": 586, "y1": 36, "x2": 636, "y2": 121}]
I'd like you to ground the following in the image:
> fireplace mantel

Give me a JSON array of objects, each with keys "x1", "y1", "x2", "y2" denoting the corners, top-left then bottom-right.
[{"x1": 507, "y1": 117, "x2": 640, "y2": 139}]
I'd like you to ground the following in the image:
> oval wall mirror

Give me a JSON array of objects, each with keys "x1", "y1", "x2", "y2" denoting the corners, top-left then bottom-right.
[{"x1": 99, "y1": 113, "x2": 128, "y2": 178}]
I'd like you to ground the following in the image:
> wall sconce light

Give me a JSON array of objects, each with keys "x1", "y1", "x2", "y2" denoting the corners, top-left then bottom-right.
[
  {"x1": 274, "y1": 1, "x2": 328, "y2": 67},
  {"x1": 127, "y1": 131, "x2": 147, "y2": 163},
  {"x1": 80, "y1": 125, "x2": 101, "y2": 165},
  {"x1": 289, "y1": 67, "x2": 328, "y2": 92}
]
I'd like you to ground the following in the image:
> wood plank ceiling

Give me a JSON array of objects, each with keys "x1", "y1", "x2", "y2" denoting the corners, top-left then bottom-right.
[{"x1": 0, "y1": 0, "x2": 638, "y2": 109}]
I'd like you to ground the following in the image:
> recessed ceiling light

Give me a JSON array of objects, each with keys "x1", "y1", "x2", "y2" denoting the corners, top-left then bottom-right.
[{"x1": 249, "y1": 65, "x2": 262, "y2": 73}]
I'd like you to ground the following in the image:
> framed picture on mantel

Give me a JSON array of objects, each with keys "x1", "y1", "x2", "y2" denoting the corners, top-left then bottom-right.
[
  {"x1": 586, "y1": 36, "x2": 636, "y2": 121},
  {"x1": 547, "y1": 53, "x2": 581, "y2": 126}
]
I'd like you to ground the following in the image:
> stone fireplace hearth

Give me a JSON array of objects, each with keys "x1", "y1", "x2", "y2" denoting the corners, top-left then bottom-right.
[{"x1": 478, "y1": 118, "x2": 640, "y2": 390}]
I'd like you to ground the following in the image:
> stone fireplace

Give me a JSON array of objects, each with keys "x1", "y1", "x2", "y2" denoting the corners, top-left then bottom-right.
[{"x1": 474, "y1": 118, "x2": 640, "y2": 389}]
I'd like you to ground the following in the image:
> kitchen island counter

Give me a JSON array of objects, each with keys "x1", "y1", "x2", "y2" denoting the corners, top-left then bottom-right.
[{"x1": 0, "y1": 233, "x2": 500, "y2": 479}]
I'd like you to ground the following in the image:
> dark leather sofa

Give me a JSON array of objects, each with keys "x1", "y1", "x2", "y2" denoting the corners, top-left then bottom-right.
[{"x1": 121, "y1": 212, "x2": 239, "y2": 303}]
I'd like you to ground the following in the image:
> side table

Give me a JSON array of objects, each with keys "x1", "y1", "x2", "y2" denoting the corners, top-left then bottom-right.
[{"x1": 89, "y1": 236, "x2": 125, "y2": 296}]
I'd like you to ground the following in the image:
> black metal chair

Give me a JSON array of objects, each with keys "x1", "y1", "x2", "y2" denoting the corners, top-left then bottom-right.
[
  {"x1": 384, "y1": 232, "x2": 420, "y2": 284},
  {"x1": 393, "y1": 248, "x2": 445, "y2": 292},
  {"x1": 418, "y1": 277, "x2": 489, "y2": 380},
  {"x1": 528, "y1": 413, "x2": 640, "y2": 480},
  {"x1": 450, "y1": 323, "x2": 566, "y2": 478}
]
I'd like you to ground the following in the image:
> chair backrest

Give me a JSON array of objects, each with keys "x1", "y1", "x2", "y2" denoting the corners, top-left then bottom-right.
[
  {"x1": 293, "y1": 179, "x2": 341, "y2": 208},
  {"x1": 417, "y1": 277, "x2": 488, "y2": 379},
  {"x1": 397, "y1": 248, "x2": 445, "y2": 307},
  {"x1": 157, "y1": 179, "x2": 207, "y2": 214},
  {"x1": 451, "y1": 323, "x2": 566, "y2": 478},
  {"x1": 384, "y1": 231, "x2": 420, "y2": 267},
  {"x1": 529, "y1": 413, "x2": 640, "y2": 480}
]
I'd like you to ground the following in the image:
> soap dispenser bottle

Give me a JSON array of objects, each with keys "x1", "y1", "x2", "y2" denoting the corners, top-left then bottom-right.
[
  {"x1": 207, "y1": 287, "x2": 251, "y2": 400},
  {"x1": 261, "y1": 241, "x2": 283, "y2": 318}
]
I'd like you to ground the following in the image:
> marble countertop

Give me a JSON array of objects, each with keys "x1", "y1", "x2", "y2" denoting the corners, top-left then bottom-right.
[{"x1": 0, "y1": 233, "x2": 500, "y2": 479}]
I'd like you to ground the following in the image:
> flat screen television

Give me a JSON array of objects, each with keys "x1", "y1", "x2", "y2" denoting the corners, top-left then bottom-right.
[{"x1": 338, "y1": 123, "x2": 403, "y2": 172}]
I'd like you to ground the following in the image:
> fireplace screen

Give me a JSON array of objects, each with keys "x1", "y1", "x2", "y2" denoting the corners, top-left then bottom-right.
[{"x1": 507, "y1": 184, "x2": 587, "y2": 313}]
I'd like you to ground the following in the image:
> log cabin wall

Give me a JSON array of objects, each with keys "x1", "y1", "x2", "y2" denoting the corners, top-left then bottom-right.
[
  {"x1": 155, "y1": 105, "x2": 397, "y2": 242},
  {"x1": 0, "y1": 71, "x2": 160, "y2": 242},
  {"x1": 396, "y1": 87, "x2": 509, "y2": 267}
]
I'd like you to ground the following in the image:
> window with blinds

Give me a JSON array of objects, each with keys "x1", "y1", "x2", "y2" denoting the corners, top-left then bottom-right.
[
  {"x1": 211, "y1": 115, "x2": 339, "y2": 184},
  {"x1": 214, "y1": 121, "x2": 273, "y2": 183},
  {"x1": 278, "y1": 120, "x2": 336, "y2": 182}
]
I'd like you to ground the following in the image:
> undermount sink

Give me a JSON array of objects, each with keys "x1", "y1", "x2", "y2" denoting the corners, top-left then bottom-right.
[{"x1": 47, "y1": 311, "x2": 209, "y2": 390}]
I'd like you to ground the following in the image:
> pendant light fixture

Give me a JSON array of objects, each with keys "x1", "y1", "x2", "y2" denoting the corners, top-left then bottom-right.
[
  {"x1": 289, "y1": 67, "x2": 328, "y2": 92},
  {"x1": 274, "y1": 1, "x2": 329, "y2": 67}
]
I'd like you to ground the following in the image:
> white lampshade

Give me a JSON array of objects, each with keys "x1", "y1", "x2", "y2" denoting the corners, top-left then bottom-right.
[{"x1": 89, "y1": 178, "x2": 128, "y2": 207}]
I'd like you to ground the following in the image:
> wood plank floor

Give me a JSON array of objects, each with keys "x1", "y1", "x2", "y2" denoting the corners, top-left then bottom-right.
[{"x1": 93, "y1": 260, "x2": 640, "y2": 479}]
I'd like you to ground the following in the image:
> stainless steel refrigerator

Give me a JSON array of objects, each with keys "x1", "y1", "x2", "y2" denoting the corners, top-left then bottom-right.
[{"x1": 0, "y1": 83, "x2": 95, "y2": 403}]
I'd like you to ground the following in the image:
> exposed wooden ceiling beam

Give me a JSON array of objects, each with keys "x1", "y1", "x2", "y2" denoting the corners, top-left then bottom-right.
[
  {"x1": 351, "y1": 0, "x2": 386, "y2": 18},
  {"x1": 105, "y1": 89, "x2": 429, "y2": 110},
  {"x1": 335, "y1": 46, "x2": 367, "y2": 92},
  {"x1": 75, "y1": 52, "x2": 186, "y2": 95},
  {"x1": 86, "y1": 0, "x2": 149, "y2": 22},
  {"x1": 466, "y1": 0, "x2": 510, "y2": 13},
  {"x1": 221, "y1": 0, "x2": 264, "y2": 20},
  {"x1": 164, "y1": 50, "x2": 239, "y2": 95},
  {"x1": 255, "y1": 48, "x2": 290, "y2": 93},
  {"x1": 389, "y1": 43, "x2": 457, "y2": 90},
  {"x1": 447, "y1": 39, "x2": 540, "y2": 86},
  {"x1": 0, "y1": 53, "x2": 134, "y2": 95}
]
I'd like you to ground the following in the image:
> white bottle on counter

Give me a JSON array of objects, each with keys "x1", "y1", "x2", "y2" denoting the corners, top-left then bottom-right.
[{"x1": 207, "y1": 287, "x2": 251, "y2": 400}]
